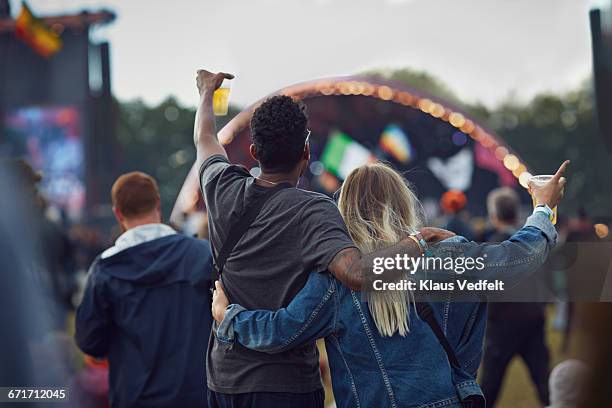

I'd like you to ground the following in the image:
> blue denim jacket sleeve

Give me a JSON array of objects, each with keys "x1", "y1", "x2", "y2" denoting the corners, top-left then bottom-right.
[
  {"x1": 215, "y1": 272, "x2": 337, "y2": 353},
  {"x1": 428, "y1": 212, "x2": 557, "y2": 286}
]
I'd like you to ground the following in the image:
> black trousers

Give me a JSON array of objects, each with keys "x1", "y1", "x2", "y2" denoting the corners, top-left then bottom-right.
[
  {"x1": 208, "y1": 388, "x2": 325, "y2": 408},
  {"x1": 480, "y1": 319, "x2": 550, "y2": 407}
]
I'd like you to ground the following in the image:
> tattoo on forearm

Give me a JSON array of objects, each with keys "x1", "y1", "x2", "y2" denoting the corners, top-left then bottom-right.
[
  {"x1": 328, "y1": 238, "x2": 422, "y2": 291},
  {"x1": 329, "y1": 248, "x2": 363, "y2": 291}
]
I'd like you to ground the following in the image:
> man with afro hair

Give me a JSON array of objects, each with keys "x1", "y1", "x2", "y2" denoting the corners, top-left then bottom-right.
[{"x1": 193, "y1": 69, "x2": 449, "y2": 408}]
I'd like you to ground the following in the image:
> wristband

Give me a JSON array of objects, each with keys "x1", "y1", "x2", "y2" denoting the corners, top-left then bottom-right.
[
  {"x1": 418, "y1": 232, "x2": 433, "y2": 257},
  {"x1": 534, "y1": 204, "x2": 554, "y2": 221},
  {"x1": 407, "y1": 235, "x2": 423, "y2": 255},
  {"x1": 411, "y1": 232, "x2": 431, "y2": 256}
]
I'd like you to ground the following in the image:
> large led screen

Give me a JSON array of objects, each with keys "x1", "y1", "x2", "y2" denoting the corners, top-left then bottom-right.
[{"x1": 1, "y1": 106, "x2": 85, "y2": 217}]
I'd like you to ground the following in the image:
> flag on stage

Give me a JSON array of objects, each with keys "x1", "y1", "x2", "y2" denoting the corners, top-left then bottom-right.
[
  {"x1": 321, "y1": 131, "x2": 374, "y2": 179},
  {"x1": 15, "y1": 2, "x2": 62, "y2": 57},
  {"x1": 379, "y1": 124, "x2": 414, "y2": 164}
]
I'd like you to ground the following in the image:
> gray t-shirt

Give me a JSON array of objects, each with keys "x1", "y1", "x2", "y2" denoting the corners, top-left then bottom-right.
[{"x1": 200, "y1": 155, "x2": 355, "y2": 394}]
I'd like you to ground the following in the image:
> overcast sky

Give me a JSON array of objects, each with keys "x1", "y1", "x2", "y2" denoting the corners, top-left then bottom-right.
[{"x1": 26, "y1": 0, "x2": 607, "y2": 108}]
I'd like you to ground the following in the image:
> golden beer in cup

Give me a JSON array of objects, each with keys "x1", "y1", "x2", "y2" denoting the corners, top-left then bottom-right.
[
  {"x1": 213, "y1": 80, "x2": 231, "y2": 116},
  {"x1": 529, "y1": 175, "x2": 559, "y2": 225}
]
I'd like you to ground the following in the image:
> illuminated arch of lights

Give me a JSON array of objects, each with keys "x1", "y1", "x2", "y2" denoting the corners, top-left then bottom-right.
[
  {"x1": 172, "y1": 76, "x2": 532, "y2": 222},
  {"x1": 218, "y1": 76, "x2": 533, "y2": 189}
]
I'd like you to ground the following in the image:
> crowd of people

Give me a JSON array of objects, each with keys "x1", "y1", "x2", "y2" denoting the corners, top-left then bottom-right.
[
  {"x1": 2, "y1": 69, "x2": 607, "y2": 408},
  {"x1": 74, "y1": 69, "x2": 575, "y2": 408}
]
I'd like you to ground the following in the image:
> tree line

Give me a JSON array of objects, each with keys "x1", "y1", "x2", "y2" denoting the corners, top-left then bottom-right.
[{"x1": 114, "y1": 69, "x2": 612, "y2": 220}]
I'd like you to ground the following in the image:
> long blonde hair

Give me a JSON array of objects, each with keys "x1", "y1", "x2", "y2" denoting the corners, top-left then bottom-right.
[{"x1": 337, "y1": 163, "x2": 423, "y2": 337}]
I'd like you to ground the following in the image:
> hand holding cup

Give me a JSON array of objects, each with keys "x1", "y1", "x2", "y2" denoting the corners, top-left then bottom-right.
[
  {"x1": 528, "y1": 160, "x2": 570, "y2": 209},
  {"x1": 196, "y1": 69, "x2": 234, "y2": 96}
]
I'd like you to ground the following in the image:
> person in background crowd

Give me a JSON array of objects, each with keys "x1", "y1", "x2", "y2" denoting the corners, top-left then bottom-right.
[
  {"x1": 0, "y1": 160, "x2": 72, "y2": 390},
  {"x1": 197, "y1": 211, "x2": 210, "y2": 240},
  {"x1": 70, "y1": 356, "x2": 110, "y2": 408},
  {"x1": 2, "y1": 159, "x2": 76, "y2": 330},
  {"x1": 181, "y1": 209, "x2": 207, "y2": 237},
  {"x1": 440, "y1": 190, "x2": 475, "y2": 241},
  {"x1": 70, "y1": 225, "x2": 107, "y2": 275},
  {"x1": 560, "y1": 208, "x2": 598, "y2": 353},
  {"x1": 480, "y1": 187, "x2": 551, "y2": 407},
  {"x1": 566, "y1": 208, "x2": 595, "y2": 243},
  {"x1": 39, "y1": 197, "x2": 77, "y2": 330},
  {"x1": 75, "y1": 172, "x2": 214, "y2": 408},
  {"x1": 546, "y1": 359, "x2": 589, "y2": 408}
]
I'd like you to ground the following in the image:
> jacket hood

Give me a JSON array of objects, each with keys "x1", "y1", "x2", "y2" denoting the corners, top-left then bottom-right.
[{"x1": 97, "y1": 234, "x2": 210, "y2": 286}]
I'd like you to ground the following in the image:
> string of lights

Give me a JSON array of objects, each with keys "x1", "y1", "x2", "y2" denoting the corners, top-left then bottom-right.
[{"x1": 270, "y1": 77, "x2": 532, "y2": 189}]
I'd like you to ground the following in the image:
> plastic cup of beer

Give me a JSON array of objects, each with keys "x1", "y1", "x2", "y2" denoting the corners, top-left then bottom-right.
[
  {"x1": 529, "y1": 175, "x2": 559, "y2": 225},
  {"x1": 213, "y1": 79, "x2": 231, "y2": 116}
]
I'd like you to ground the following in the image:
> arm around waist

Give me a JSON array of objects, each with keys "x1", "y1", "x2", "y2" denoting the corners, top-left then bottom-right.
[{"x1": 215, "y1": 272, "x2": 338, "y2": 353}]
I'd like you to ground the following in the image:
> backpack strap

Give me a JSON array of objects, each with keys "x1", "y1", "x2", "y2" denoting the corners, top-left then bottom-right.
[
  {"x1": 212, "y1": 182, "x2": 292, "y2": 286},
  {"x1": 416, "y1": 302, "x2": 485, "y2": 408},
  {"x1": 415, "y1": 302, "x2": 461, "y2": 369}
]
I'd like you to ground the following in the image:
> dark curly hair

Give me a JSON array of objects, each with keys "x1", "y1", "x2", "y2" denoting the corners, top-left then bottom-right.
[{"x1": 250, "y1": 95, "x2": 309, "y2": 172}]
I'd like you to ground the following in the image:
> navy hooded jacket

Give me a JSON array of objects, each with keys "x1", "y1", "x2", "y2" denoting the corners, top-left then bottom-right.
[{"x1": 75, "y1": 233, "x2": 213, "y2": 408}]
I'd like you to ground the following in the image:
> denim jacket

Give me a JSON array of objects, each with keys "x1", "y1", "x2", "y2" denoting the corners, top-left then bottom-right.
[{"x1": 215, "y1": 213, "x2": 557, "y2": 408}]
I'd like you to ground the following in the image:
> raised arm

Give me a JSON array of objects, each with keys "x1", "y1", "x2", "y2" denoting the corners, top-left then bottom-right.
[
  {"x1": 193, "y1": 69, "x2": 234, "y2": 167},
  {"x1": 426, "y1": 212, "x2": 556, "y2": 287},
  {"x1": 428, "y1": 161, "x2": 569, "y2": 286},
  {"x1": 330, "y1": 161, "x2": 569, "y2": 291}
]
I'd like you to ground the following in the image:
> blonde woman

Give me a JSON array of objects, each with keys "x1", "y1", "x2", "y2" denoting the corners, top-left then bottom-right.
[{"x1": 212, "y1": 162, "x2": 566, "y2": 408}]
